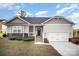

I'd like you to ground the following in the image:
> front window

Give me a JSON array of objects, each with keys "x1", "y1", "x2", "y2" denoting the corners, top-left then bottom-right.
[
  {"x1": 29, "y1": 26, "x2": 33, "y2": 32},
  {"x1": 13, "y1": 30, "x2": 17, "y2": 33},
  {"x1": 29, "y1": 26, "x2": 33, "y2": 36},
  {"x1": 18, "y1": 30, "x2": 21, "y2": 33},
  {"x1": 12, "y1": 26, "x2": 22, "y2": 33}
]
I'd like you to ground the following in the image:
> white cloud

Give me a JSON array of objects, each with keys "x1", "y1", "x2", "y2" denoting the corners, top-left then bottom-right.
[
  {"x1": 68, "y1": 12, "x2": 79, "y2": 23},
  {"x1": 35, "y1": 11, "x2": 48, "y2": 17},
  {"x1": 15, "y1": 5, "x2": 21, "y2": 10},
  {"x1": 56, "y1": 4, "x2": 79, "y2": 15},
  {"x1": 73, "y1": 25, "x2": 79, "y2": 29},
  {"x1": 9, "y1": 5, "x2": 21, "y2": 10},
  {"x1": 0, "y1": 3, "x2": 21, "y2": 12},
  {"x1": 56, "y1": 5, "x2": 60, "y2": 9},
  {"x1": 29, "y1": 3, "x2": 34, "y2": 6},
  {"x1": 67, "y1": 11, "x2": 79, "y2": 29},
  {"x1": 0, "y1": 3, "x2": 15, "y2": 9},
  {"x1": 16, "y1": 10, "x2": 32, "y2": 17},
  {"x1": 56, "y1": 7, "x2": 73, "y2": 15},
  {"x1": 26, "y1": 12, "x2": 32, "y2": 16},
  {"x1": 0, "y1": 3, "x2": 32, "y2": 17},
  {"x1": 0, "y1": 3, "x2": 24, "y2": 11}
]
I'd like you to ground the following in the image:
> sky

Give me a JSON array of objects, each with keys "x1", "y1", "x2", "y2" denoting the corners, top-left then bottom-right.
[{"x1": 0, "y1": 3, "x2": 79, "y2": 28}]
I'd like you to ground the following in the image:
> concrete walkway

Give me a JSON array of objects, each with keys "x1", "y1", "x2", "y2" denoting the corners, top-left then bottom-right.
[
  {"x1": 49, "y1": 41, "x2": 79, "y2": 56},
  {"x1": 34, "y1": 42, "x2": 50, "y2": 45}
]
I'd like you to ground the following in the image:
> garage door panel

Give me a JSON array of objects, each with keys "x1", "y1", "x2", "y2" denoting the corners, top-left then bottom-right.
[
  {"x1": 44, "y1": 24, "x2": 72, "y2": 33},
  {"x1": 47, "y1": 33, "x2": 69, "y2": 42}
]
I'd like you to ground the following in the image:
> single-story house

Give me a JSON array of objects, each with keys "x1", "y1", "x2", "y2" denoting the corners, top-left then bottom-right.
[{"x1": 6, "y1": 10, "x2": 74, "y2": 43}]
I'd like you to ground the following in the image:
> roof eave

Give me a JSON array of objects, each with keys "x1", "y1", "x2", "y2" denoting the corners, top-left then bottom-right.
[
  {"x1": 41, "y1": 16, "x2": 75, "y2": 25},
  {"x1": 5, "y1": 16, "x2": 31, "y2": 25}
]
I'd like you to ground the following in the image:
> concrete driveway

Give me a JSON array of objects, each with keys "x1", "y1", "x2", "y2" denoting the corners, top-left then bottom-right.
[{"x1": 49, "y1": 41, "x2": 79, "y2": 56}]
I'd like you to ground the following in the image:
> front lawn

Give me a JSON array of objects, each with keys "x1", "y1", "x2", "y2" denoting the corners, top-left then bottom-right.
[
  {"x1": 0, "y1": 33, "x2": 3, "y2": 38},
  {"x1": 0, "y1": 38, "x2": 61, "y2": 56}
]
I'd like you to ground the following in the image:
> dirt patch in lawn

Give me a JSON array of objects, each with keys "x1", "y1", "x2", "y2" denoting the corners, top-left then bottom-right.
[{"x1": 0, "y1": 38, "x2": 61, "y2": 56}]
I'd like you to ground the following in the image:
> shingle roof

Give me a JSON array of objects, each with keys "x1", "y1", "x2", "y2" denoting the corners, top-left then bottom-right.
[
  {"x1": 20, "y1": 16, "x2": 50, "y2": 24},
  {"x1": 0, "y1": 19, "x2": 6, "y2": 21},
  {"x1": 0, "y1": 19, "x2": 6, "y2": 24},
  {"x1": 6, "y1": 16, "x2": 74, "y2": 24}
]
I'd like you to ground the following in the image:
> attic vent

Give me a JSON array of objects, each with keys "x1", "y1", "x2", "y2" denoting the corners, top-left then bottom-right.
[{"x1": 17, "y1": 10, "x2": 26, "y2": 17}]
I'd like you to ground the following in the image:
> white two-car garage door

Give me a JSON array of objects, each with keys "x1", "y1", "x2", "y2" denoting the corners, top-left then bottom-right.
[
  {"x1": 44, "y1": 24, "x2": 72, "y2": 42},
  {"x1": 47, "y1": 33, "x2": 69, "y2": 42}
]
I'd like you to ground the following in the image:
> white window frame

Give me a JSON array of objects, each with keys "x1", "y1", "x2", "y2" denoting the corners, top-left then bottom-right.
[{"x1": 12, "y1": 26, "x2": 22, "y2": 33}]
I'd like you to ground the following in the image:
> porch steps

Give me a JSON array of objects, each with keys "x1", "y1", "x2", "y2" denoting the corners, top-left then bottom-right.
[{"x1": 36, "y1": 36, "x2": 43, "y2": 42}]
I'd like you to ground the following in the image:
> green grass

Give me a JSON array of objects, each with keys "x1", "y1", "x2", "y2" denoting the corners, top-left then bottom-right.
[
  {"x1": 0, "y1": 38, "x2": 61, "y2": 56},
  {"x1": 0, "y1": 33, "x2": 3, "y2": 38}
]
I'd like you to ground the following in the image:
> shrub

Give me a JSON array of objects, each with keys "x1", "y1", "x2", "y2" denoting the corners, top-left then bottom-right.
[
  {"x1": 10, "y1": 38, "x2": 16, "y2": 40},
  {"x1": 9, "y1": 37, "x2": 34, "y2": 41},
  {"x1": 16, "y1": 38, "x2": 22, "y2": 40},
  {"x1": 44, "y1": 38, "x2": 49, "y2": 43},
  {"x1": 3, "y1": 34, "x2": 7, "y2": 37},
  {"x1": 69, "y1": 38, "x2": 72, "y2": 42},
  {"x1": 10, "y1": 37, "x2": 22, "y2": 40},
  {"x1": 23, "y1": 37, "x2": 34, "y2": 41},
  {"x1": 75, "y1": 41, "x2": 79, "y2": 44}
]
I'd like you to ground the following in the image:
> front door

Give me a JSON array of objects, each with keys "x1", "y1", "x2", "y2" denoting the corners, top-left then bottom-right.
[
  {"x1": 37, "y1": 29, "x2": 41, "y2": 36},
  {"x1": 35, "y1": 26, "x2": 43, "y2": 42},
  {"x1": 36, "y1": 27, "x2": 42, "y2": 36}
]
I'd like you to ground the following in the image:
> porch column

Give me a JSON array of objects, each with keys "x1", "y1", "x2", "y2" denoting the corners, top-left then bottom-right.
[
  {"x1": 22, "y1": 25, "x2": 24, "y2": 37},
  {"x1": 28, "y1": 25, "x2": 29, "y2": 37},
  {"x1": 33, "y1": 26, "x2": 35, "y2": 36},
  {"x1": 33, "y1": 25, "x2": 36, "y2": 42},
  {"x1": 43, "y1": 26, "x2": 44, "y2": 43},
  {"x1": 43, "y1": 31, "x2": 44, "y2": 42},
  {"x1": 11, "y1": 26, "x2": 12, "y2": 37},
  {"x1": 76, "y1": 30, "x2": 77, "y2": 37}
]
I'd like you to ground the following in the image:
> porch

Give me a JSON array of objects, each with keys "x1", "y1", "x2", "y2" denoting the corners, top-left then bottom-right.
[{"x1": 29, "y1": 25, "x2": 44, "y2": 43}]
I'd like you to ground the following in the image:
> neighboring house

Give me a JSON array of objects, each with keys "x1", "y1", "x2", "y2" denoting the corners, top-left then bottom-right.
[
  {"x1": 0, "y1": 19, "x2": 7, "y2": 33},
  {"x1": 71, "y1": 29, "x2": 79, "y2": 44},
  {"x1": 6, "y1": 10, "x2": 74, "y2": 43},
  {"x1": 73, "y1": 29, "x2": 79, "y2": 38}
]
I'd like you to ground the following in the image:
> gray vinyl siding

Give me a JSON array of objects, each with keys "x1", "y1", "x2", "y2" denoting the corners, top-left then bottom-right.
[
  {"x1": 44, "y1": 18, "x2": 72, "y2": 24},
  {"x1": 6, "y1": 18, "x2": 28, "y2": 25}
]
